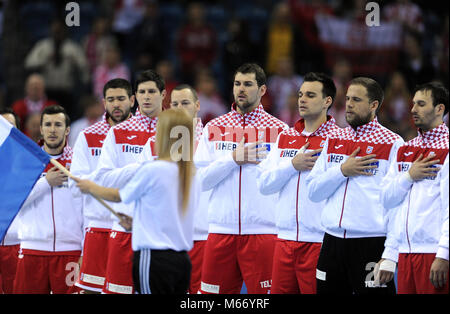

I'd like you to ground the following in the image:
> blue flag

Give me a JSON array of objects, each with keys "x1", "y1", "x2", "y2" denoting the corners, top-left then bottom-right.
[{"x1": 0, "y1": 116, "x2": 50, "y2": 242}]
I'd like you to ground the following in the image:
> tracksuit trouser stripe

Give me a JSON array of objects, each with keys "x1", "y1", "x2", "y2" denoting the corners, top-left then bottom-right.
[{"x1": 139, "y1": 249, "x2": 151, "y2": 294}]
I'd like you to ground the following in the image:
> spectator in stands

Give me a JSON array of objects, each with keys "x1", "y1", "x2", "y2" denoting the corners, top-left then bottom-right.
[
  {"x1": 195, "y1": 69, "x2": 226, "y2": 124},
  {"x1": 398, "y1": 31, "x2": 436, "y2": 91},
  {"x1": 379, "y1": 71, "x2": 416, "y2": 141},
  {"x1": 434, "y1": 15, "x2": 449, "y2": 87},
  {"x1": 132, "y1": 0, "x2": 164, "y2": 70},
  {"x1": 223, "y1": 18, "x2": 260, "y2": 90},
  {"x1": 176, "y1": 2, "x2": 218, "y2": 84},
  {"x1": 23, "y1": 112, "x2": 42, "y2": 143},
  {"x1": 83, "y1": 16, "x2": 116, "y2": 75},
  {"x1": 278, "y1": 90, "x2": 300, "y2": 127},
  {"x1": 11, "y1": 73, "x2": 57, "y2": 132},
  {"x1": 156, "y1": 60, "x2": 179, "y2": 110},
  {"x1": 383, "y1": 0, "x2": 425, "y2": 35},
  {"x1": 267, "y1": 55, "x2": 303, "y2": 118},
  {"x1": 288, "y1": 0, "x2": 333, "y2": 73},
  {"x1": 24, "y1": 19, "x2": 89, "y2": 119},
  {"x1": 92, "y1": 43, "x2": 130, "y2": 99},
  {"x1": 111, "y1": 0, "x2": 145, "y2": 61},
  {"x1": 329, "y1": 58, "x2": 352, "y2": 128},
  {"x1": 68, "y1": 95, "x2": 104, "y2": 147},
  {"x1": 264, "y1": 2, "x2": 301, "y2": 75}
]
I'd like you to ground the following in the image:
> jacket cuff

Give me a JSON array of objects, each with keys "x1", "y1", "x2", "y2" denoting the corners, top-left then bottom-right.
[
  {"x1": 399, "y1": 172, "x2": 414, "y2": 189},
  {"x1": 436, "y1": 246, "x2": 449, "y2": 260},
  {"x1": 280, "y1": 159, "x2": 298, "y2": 176},
  {"x1": 381, "y1": 246, "x2": 399, "y2": 263}
]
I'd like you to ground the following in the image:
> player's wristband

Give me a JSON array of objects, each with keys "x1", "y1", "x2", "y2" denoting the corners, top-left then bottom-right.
[{"x1": 379, "y1": 259, "x2": 396, "y2": 273}]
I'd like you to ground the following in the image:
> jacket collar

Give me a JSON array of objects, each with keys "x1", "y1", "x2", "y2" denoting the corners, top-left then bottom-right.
[
  {"x1": 230, "y1": 103, "x2": 264, "y2": 123},
  {"x1": 348, "y1": 117, "x2": 380, "y2": 136},
  {"x1": 294, "y1": 115, "x2": 336, "y2": 137},
  {"x1": 134, "y1": 109, "x2": 158, "y2": 131},
  {"x1": 417, "y1": 123, "x2": 449, "y2": 144}
]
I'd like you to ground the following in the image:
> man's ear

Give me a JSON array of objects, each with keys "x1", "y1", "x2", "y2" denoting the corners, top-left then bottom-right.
[
  {"x1": 435, "y1": 103, "x2": 445, "y2": 116},
  {"x1": 371, "y1": 100, "x2": 380, "y2": 113},
  {"x1": 259, "y1": 84, "x2": 267, "y2": 97},
  {"x1": 195, "y1": 100, "x2": 200, "y2": 113}
]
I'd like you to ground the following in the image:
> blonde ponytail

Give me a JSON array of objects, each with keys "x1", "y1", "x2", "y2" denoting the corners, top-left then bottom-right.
[{"x1": 155, "y1": 108, "x2": 194, "y2": 214}]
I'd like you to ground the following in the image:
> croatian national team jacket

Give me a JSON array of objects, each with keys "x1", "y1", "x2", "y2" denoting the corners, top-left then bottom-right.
[
  {"x1": 17, "y1": 145, "x2": 84, "y2": 252},
  {"x1": 70, "y1": 114, "x2": 115, "y2": 231},
  {"x1": 306, "y1": 117, "x2": 404, "y2": 238},
  {"x1": 380, "y1": 123, "x2": 449, "y2": 262},
  {"x1": 257, "y1": 116, "x2": 340, "y2": 242},
  {"x1": 192, "y1": 119, "x2": 212, "y2": 241},
  {"x1": 94, "y1": 110, "x2": 157, "y2": 232},
  {"x1": 194, "y1": 104, "x2": 288, "y2": 235}
]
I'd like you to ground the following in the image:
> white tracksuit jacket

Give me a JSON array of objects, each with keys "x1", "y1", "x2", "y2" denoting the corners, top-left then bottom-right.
[
  {"x1": 257, "y1": 116, "x2": 340, "y2": 242},
  {"x1": 380, "y1": 123, "x2": 449, "y2": 262},
  {"x1": 192, "y1": 119, "x2": 211, "y2": 241},
  {"x1": 194, "y1": 104, "x2": 288, "y2": 235},
  {"x1": 17, "y1": 145, "x2": 84, "y2": 252},
  {"x1": 69, "y1": 115, "x2": 116, "y2": 231},
  {"x1": 93, "y1": 110, "x2": 157, "y2": 232},
  {"x1": 306, "y1": 117, "x2": 404, "y2": 239}
]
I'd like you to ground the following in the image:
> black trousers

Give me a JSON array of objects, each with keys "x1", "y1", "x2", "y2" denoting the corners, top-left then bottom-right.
[
  {"x1": 133, "y1": 249, "x2": 191, "y2": 294},
  {"x1": 316, "y1": 233, "x2": 396, "y2": 295}
]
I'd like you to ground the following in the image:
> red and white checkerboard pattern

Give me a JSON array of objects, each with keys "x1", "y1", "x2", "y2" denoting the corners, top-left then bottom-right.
[
  {"x1": 60, "y1": 145, "x2": 73, "y2": 162},
  {"x1": 114, "y1": 110, "x2": 158, "y2": 134},
  {"x1": 329, "y1": 117, "x2": 402, "y2": 144},
  {"x1": 206, "y1": 104, "x2": 288, "y2": 130},
  {"x1": 405, "y1": 123, "x2": 449, "y2": 149},
  {"x1": 282, "y1": 116, "x2": 340, "y2": 138},
  {"x1": 83, "y1": 114, "x2": 110, "y2": 136},
  {"x1": 195, "y1": 119, "x2": 203, "y2": 142}
]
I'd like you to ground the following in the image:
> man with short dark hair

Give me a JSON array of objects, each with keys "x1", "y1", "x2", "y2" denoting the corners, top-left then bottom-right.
[
  {"x1": 306, "y1": 77, "x2": 403, "y2": 294},
  {"x1": 379, "y1": 82, "x2": 449, "y2": 294},
  {"x1": 195, "y1": 63, "x2": 288, "y2": 294},
  {"x1": 70, "y1": 78, "x2": 134, "y2": 293},
  {"x1": 93, "y1": 70, "x2": 165, "y2": 294},
  {"x1": 257, "y1": 72, "x2": 340, "y2": 294},
  {"x1": 13, "y1": 105, "x2": 83, "y2": 294}
]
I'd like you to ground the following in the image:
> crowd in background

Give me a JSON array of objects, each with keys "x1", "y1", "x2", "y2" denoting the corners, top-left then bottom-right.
[{"x1": 0, "y1": 0, "x2": 448, "y2": 142}]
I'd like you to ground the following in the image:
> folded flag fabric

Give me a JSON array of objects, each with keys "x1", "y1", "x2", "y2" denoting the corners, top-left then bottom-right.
[{"x1": 0, "y1": 116, "x2": 50, "y2": 242}]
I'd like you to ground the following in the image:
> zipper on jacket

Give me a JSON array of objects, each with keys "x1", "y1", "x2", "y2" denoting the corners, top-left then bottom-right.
[
  {"x1": 238, "y1": 166, "x2": 242, "y2": 235},
  {"x1": 296, "y1": 173, "x2": 301, "y2": 241},
  {"x1": 238, "y1": 115, "x2": 246, "y2": 235},
  {"x1": 406, "y1": 190, "x2": 412, "y2": 252},
  {"x1": 339, "y1": 178, "x2": 350, "y2": 238},
  {"x1": 51, "y1": 187, "x2": 56, "y2": 251}
]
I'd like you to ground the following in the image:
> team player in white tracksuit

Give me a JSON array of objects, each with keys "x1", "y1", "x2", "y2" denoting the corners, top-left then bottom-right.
[
  {"x1": 306, "y1": 77, "x2": 404, "y2": 294},
  {"x1": 168, "y1": 84, "x2": 210, "y2": 294},
  {"x1": 378, "y1": 82, "x2": 449, "y2": 294},
  {"x1": 92, "y1": 70, "x2": 165, "y2": 294},
  {"x1": 194, "y1": 63, "x2": 288, "y2": 294},
  {"x1": 76, "y1": 108, "x2": 199, "y2": 294},
  {"x1": 257, "y1": 73, "x2": 340, "y2": 294},
  {"x1": 14, "y1": 105, "x2": 83, "y2": 294},
  {"x1": 69, "y1": 79, "x2": 134, "y2": 293}
]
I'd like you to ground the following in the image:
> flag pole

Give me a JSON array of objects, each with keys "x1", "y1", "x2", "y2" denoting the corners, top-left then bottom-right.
[{"x1": 49, "y1": 159, "x2": 123, "y2": 221}]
